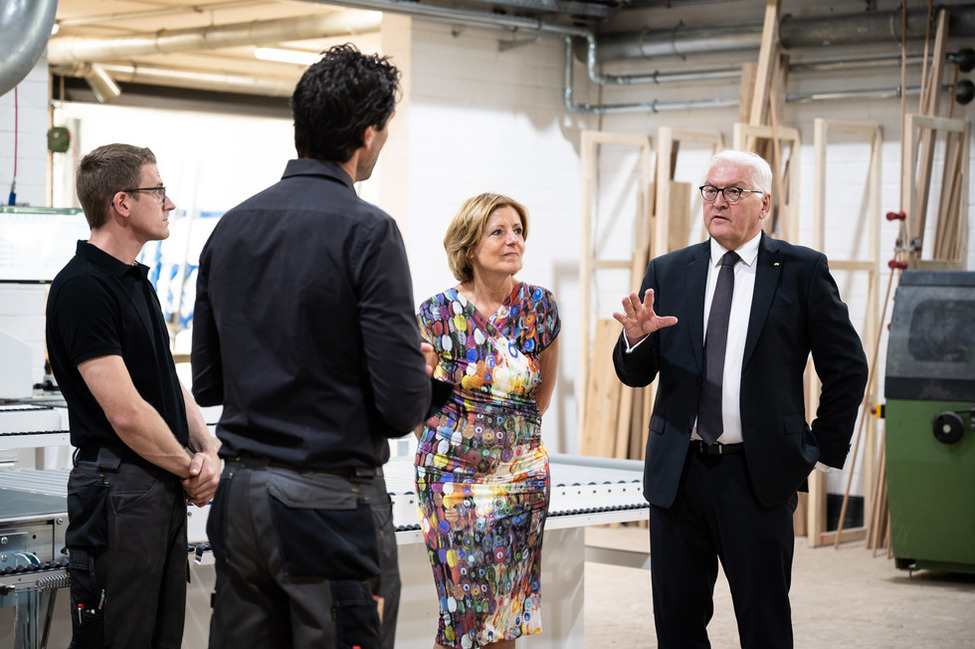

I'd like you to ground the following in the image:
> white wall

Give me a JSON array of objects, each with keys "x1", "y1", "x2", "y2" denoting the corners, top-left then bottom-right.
[
  {"x1": 49, "y1": 103, "x2": 294, "y2": 215},
  {"x1": 0, "y1": 55, "x2": 48, "y2": 207}
]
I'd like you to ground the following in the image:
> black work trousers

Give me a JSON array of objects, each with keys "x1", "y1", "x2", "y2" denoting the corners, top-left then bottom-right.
[
  {"x1": 66, "y1": 449, "x2": 188, "y2": 649},
  {"x1": 207, "y1": 460, "x2": 400, "y2": 649}
]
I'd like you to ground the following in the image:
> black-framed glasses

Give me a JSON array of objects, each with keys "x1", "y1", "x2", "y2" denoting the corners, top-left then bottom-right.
[
  {"x1": 699, "y1": 185, "x2": 763, "y2": 204},
  {"x1": 114, "y1": 186, "x2": 167, "y2": 204}
]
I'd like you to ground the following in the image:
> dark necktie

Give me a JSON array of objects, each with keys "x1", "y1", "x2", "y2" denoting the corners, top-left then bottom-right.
[{"x1": 697, "y1": 250, "x2": 740, "y2": 445}]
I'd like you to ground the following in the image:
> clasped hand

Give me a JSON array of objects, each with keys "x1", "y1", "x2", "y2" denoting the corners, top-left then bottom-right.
[
  {"x1": 613, "y1": 289, "x2": 679, "y2": 347},
  {"x1": 182, "y1": 450, "x2": 220, "y2": 507}
]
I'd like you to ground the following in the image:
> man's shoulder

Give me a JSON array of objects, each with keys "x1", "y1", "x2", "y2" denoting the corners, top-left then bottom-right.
[
  {"x1": 760, "y1": 236, "x2": 825, "y2": 265},
  {"x1": 49, "y1": 256, "x2": 107, "y2": 301},
  {"x1": 221, "y1": 176, "x2": 394, "y2": 228}
]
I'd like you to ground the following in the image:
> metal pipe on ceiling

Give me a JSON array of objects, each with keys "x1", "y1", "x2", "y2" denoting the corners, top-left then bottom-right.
[
  {"x1": 55, "y1": 1, "x2": 271, "y2": 28},
  {"x1": 47, "y1": 10, "x2": 383, "y2": 65},
  {"x1": 300, "y1": 0, "x2": 589, "y2": 38},
  {"x1": 593, "y1": 4, "x2": 975, "y2": 64},
  {"x1": 0, "y1": 0, "x2": 58, "y2": 97},
  {"x1": 589, "y1": 54, "x2": 927, "y2": 87},
  {"x1": 562, "y1": 36, "x2": 946, "y2": 115},
  {"x1": 51, "y1": 62, "x2": 299, "y2": 98}
]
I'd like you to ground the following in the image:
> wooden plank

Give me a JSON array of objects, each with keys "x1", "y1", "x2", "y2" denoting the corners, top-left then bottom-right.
[
  {"x1": 812, "y1": 119, "x2": 828, "y2": 250},
  {"x1": 578, "y1": 130, "x2": 653, "y2": 428},
  {"x1": 806, "y1": 470, "x2": 827, "y2": 546},
  {"x1": 735, "y1": 123, "x2": 800, "y2": 244},
  {"x1": 911, "y1": 9, "x2": 950, "y2": 244},
  {"x1": 628, "y1": 387, "x2": 645, "y2": 460},
  {"x1": 592, "y1": 260, "x2": 637, "y2": 270},
  {"x1": 615, "y1": 387, "x2": 634, "y2": 459},
  {"x1": 767, "y1": 53, "x2": 790, "y2": 241},
  {"x1": 585, "y1": 131, "x2": 656, "y2": 148},
  {"x1": 739, "y1": 62, "x2": 757, "y2": 125},
  {"x1": 653, "y1": 129, "x2": 675, "y2": 261},
  {"x1": 578, "y1": 130, "x2": 597, "y2": 429},
  {"x1": 579, "y1": 318, "x2": 623, "y2": 457},
  {"x1": 667, "y1": 182, "x2": 692, "y2": 252},
  {"x1": 829, "y1": 260, "x2": 878, "y2": 273},
  {"x1": 811, "y1": 119, "x2": 884, "y2": 546},
  {"x1": 735, "y1": 123, "x2": 799, "y2": 142},
  {"x1": 793, "y1": 492, "x2": 807, "y2": 536},
  {"x1": 819, "y1": 527, "x2": 869, "y2": 546},
  {"x1": 748, "y1": 0, "x2": 782, "y2": 127},
  {"x1": 902, "y1": 114, "x2": 968, "y2": 268}
]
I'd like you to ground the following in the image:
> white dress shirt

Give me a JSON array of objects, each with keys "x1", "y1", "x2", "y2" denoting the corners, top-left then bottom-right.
[{"x1": 692, "y1": 234, "x2": 760, "y2": 445}]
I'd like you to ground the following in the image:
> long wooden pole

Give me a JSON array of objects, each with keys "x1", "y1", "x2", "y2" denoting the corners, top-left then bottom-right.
[{"x1": 833, "y1": 268, "x2": 897, "y2": 548}]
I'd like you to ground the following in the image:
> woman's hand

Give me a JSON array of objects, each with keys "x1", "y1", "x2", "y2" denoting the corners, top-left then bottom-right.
[{"x1": 421, "y1": 341, "x2": 439, "y2": 376}]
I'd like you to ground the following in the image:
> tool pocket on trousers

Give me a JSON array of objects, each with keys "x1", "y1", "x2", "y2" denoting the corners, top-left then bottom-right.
[
  {"x1": 268, "y1": 495, "x2": 381, "y2": 579},
  {"x1": 265, "y1": 468, "x2": 380, "y2": 579},
  {"x1": 205, "y1": 468, "x2": 234, "y2": 562},
  {"x1": 65, "y1": 470, "x2": 111, "y2": 549},
  {"x1": 331, "y1": 579, "x2": 380, "y2": 649},
  {"x1": 67, "y1": 548, "x2": 106, "y2": 648}
]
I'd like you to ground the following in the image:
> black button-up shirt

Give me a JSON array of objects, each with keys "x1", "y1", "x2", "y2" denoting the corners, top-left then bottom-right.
[
  {"x1": 192, "y1": 158, "x2": 435, "y2": 470},
  {"x1": 46, "y1": 241, "x2": 189, "y2": 450}
]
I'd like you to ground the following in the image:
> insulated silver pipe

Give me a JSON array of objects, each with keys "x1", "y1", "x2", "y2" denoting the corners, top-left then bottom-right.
[
  {"x1": 47, "y1": 10, "x2": 383, "y2": 65},
  {"x1": 50, "y1": 63, "x2": 299, "y2": 98},
  {"x1": 563, "y1": 36, "x2": 937, "y2": 115},
  {"x1": 0, "y1": 0, "x2": 58, "y2": 97},
  {"x1": 300, "y1": 0, "x2": 589, "y2": 38},
  {"x1": 592, "y1": 4, "x2": 975, "y2": 64}
]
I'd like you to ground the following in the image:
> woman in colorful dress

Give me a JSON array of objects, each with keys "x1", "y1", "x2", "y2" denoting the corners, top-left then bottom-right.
[{"x1": 414, "y1": 193, "x2": 560, "y2": 649}]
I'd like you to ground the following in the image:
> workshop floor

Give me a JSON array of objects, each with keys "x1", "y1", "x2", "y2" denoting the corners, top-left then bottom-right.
[{"x1": 583, "y1": 525, "x2": 975, "y2": 649}]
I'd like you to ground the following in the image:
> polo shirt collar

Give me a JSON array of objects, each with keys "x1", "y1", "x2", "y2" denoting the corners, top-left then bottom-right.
[
  {"x1": 76, "y1": 240, "x2": 150, "y2": 279},
  {"x1": 281, "y1": 158, "x2": 354, "y2": 189}
]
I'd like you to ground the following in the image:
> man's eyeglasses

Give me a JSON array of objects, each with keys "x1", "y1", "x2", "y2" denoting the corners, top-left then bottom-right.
[
  {"x1": 699, "y1": 185, "x2": 763, "y2": 204},
  {"x1": 115, "y1": 186, "x2": 167, "y2": 204}
]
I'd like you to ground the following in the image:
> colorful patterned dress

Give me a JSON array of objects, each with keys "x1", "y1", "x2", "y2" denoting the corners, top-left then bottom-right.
[{"x1": 415, "y1": 281, "x2": 560, "y2": 649}]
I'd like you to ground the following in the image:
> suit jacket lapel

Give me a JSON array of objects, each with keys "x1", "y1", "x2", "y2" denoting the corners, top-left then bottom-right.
[
  {"x1": 686, "y1": 241, "x2": 710, "y2": 373},
  {"x1": 744, "y1": 232, "x2": 781, "y2": 367}
]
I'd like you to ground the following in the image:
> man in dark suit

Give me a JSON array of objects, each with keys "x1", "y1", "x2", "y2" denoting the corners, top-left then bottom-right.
[{"x1": 612, "y1": 150, "x2": 868, "y2": 648}]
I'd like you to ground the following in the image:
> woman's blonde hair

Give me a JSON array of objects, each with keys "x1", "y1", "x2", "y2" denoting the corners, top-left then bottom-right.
[{"x1": 444, "y1": 193, "x2": 529, "y2": 283}]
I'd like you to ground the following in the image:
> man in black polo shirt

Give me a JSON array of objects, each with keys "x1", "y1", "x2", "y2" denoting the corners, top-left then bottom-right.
[
  {"x1": 46, "y1": 143, "x2": 220, "y2": 649},
  {"x1": 192, "y1": 45, "x2": 448, "y2": 649}
]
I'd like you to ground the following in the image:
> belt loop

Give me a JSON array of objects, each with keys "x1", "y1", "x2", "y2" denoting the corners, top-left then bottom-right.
[{"x1": 96, "y1": 446, "x2": 123, "y2": 472}]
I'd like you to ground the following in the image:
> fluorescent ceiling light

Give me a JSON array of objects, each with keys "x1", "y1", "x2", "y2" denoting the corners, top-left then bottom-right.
[{"x1": 254, "y1": 47, "x2": 321, "y2": 66}]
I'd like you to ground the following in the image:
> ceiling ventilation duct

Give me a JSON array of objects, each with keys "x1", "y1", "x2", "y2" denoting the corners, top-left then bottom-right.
[
  {"x1": 84, "y1": 64, "x2": 122, "y2": 104},
  {"x1": 0, "y1": 0, "x2": 58, "y2": 97}
]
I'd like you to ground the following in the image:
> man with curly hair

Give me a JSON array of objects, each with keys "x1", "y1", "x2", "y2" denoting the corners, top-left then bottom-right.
[{"x1": 192, "y1": 44, "x2": 448, "y2": 649}]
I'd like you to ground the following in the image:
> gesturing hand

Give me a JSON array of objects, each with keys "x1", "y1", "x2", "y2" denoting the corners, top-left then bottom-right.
[{"x1": 612, "y1": 289, "x2": 678, "y2": 347}]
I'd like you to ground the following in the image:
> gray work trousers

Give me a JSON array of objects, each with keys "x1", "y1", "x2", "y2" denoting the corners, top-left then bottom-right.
[{"x1": 207, "y1": 460, "x2": 400, "y2": 649}]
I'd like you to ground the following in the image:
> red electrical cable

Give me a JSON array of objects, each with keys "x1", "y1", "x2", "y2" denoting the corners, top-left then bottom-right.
[
  {"x1": 13, "y1": 85, "x2": 18, "y2": 179},
  {"x1": 8, "y1": 86, "x2": 17, "y2": 206}
]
